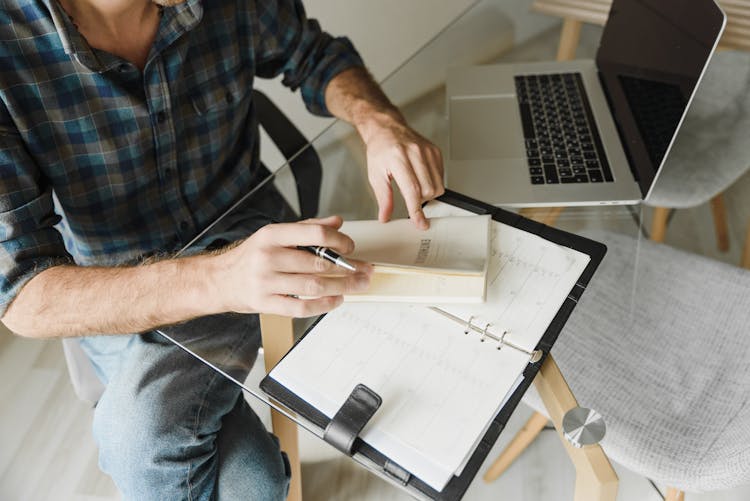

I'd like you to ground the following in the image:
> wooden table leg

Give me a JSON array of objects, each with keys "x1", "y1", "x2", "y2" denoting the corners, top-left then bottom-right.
[
  {"x1": 519, "y1": 206, "x2": 565, "y2": 226},
  {"x1": 534, "y1": 356, "x2": 618, "y2": 501},
  {"x1": 260, "y1": 314, "x2": 303, "y2": 501},
  {"x1": 483, "y1": 411, "x2": 549, "y2": 482}
]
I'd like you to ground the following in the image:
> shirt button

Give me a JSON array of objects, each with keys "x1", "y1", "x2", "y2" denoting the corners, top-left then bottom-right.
[
  {"x1": 179, "y1": 221, "x2": 190, "y2": 232},
  {"x1": 157, "y1": 111, "x2": 167, "y2": 123},
  {"x1": 225, "y1": 91, "x2": 234, "y2": 104},
  {"x1": 117, "y1": 63, "x2": 131, "y2": 72},
  {"x1": 164, "y1": 168, "x2": 173, "y2": 178}
]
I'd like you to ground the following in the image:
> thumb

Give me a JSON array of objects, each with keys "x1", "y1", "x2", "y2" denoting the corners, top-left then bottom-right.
[{"x1": 300, "y1": 215, "x2": 344, "y2": 229}]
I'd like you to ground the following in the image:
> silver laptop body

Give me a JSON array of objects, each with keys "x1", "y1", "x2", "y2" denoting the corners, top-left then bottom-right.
[{"x1": 446, "y1": 0, "x2": 726, "y2": 207}]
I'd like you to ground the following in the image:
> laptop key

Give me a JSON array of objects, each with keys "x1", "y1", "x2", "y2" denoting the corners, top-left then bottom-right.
[
  {"x1": 543, "y1": 164, "x2": 559, "y2": 183},
  {"x1": 514, "y1": 72, "x2": 615, "y2": 185},
  {"x1": 531, "y1": 176, "x2": 545, "y2": 184},
  {"x1": 589, "y1": 171, "x2": 604, "y2": 182}
]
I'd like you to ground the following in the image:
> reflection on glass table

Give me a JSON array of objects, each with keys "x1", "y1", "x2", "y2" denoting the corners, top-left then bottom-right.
[
  {"x1": 154, "y1": 7, "x2": 654, "y2": 501},
  {"x1": 158, "y1": 93, "x2": 646, "y2": 501}
]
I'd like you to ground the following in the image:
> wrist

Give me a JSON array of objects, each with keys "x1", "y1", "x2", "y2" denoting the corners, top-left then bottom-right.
[
  {"x1": 354, "y1": 106, "x2": 405, "y2": 145},
  {"x1": 183, "y1": 252, "x2": 232, "y2": 316}
]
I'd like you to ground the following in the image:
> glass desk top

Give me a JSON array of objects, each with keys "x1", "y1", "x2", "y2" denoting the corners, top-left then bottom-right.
[{"x1": 156, "y1": 5, "x2": 651, "y2": 499}]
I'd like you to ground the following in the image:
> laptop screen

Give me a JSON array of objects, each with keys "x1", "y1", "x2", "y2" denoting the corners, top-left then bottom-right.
[{"x1": 595, "y1": 0, "x2": 725, "y2": 197}]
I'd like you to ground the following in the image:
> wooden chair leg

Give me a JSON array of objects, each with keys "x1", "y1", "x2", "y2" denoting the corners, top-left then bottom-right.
[
  {"x1": 742, "y1": 219, "x2": 750, "y2": 270},
  {"x1": 260, "y1": 314, "x2": 303, "y2": 501},
  {"x1": 665, "y1": 487, "x2": 685, "y2": 501},
  {"x1": 557, "y1": 18, "x2": 582, "y2": 61},
  {"x1": 709, "y1": 193, "x2": 730, "y2": 252},
  {"x1": 483, "y1": 411, "x2": 549, "y2": 482},
  {"x1": 534, "y1": 356, "x2": 618, "y2": 501},
  {"x1": 650, "y1": 207, "x2": 672, "y2": 243}
]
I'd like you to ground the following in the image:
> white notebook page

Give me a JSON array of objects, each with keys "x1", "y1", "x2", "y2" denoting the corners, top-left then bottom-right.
[
  {"x1": 269, "y1": 211, "x2": 592, "y2": 491},
  {"x1": 269, "y1": 304, "x2": 531, "y2": 490},
  {"x1": 438, "y1": 222, "x2": 591, "y2": 352}
]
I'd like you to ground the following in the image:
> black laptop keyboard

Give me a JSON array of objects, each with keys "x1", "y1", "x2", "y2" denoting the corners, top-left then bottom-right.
[{"x1": 515, "y1": 73, "x2": 613, "y2": 185}]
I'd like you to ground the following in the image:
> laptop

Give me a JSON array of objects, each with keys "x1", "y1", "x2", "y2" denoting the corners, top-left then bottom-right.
[{"x1": 446, "y1": 0, "x2": 726, "y2": 207}]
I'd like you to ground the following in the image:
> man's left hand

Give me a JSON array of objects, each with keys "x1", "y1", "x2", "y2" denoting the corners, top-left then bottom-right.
[{"x1": 361, "y1": 112, "x2": 444, "y2": 230}]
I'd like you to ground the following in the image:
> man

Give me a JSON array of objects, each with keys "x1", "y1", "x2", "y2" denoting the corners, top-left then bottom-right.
[{"x1": 0, "y1": 0, "x2": 444, "y2": 499}]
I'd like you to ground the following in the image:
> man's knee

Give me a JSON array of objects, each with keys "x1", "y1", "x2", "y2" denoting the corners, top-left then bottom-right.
[
  {"x1": 215, "y1": 404, "x2": 291, "y2": 501},
  {"x1": 233, "y1": 447, "x2": 290, "y2": 501},
  {"x1": 92, "y1": 388, "x2": 199, "y2": 498}
]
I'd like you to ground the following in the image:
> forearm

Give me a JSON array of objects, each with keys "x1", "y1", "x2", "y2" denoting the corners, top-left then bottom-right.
[
  {"x1": 324, "y1": 66, "x2": 444, "y2": 228},
  {"x1": 1, "y1": 253, "x2": 225, "y2": 339},
  {"x1": 324, "y1": 67, "x2": 406, "y2": 142}
]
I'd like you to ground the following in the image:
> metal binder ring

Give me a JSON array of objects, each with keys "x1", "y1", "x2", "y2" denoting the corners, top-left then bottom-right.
[
  {"x1": 496, "y1": 329, "x2": 508, "y2": 350},
  {"x1": 480, "y1": 323, "x2": 491, "y2": 342},
  {"x1": 464, "y1": 316, "x2": 474, "y2": 335}
]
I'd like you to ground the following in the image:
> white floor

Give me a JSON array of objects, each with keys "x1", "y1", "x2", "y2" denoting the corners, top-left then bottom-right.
[{"x1": 2, "y1": 22, "x2": 750, "y2": 501}]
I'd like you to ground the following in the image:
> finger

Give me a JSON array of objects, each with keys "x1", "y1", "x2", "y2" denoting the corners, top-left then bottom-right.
[
  {"x1": 427, "y1": 146, "x2": 446, "y2": 198},
  {"x1": 265, "y1": 294, "x2": 344, "y2": 318},
  {"x1": 300, "y1": 215, "x2": 343, "y2": 230},
  {"x1": 267, "y1": 248, "x2": 372, "y2": 274},
  {"x1": 263, "y1": 222, "x2": 355, "y2": 254},
  {"x1": 389, "y1": 160, "x2": 429, "y2": 230},
  {"x1": 272, "y1": 272, "x2": 371, "y2": 298},
  {"x1": 368, "y1": 171, "x2": 394, "y2": 223},
  {"x1": 406, "y1": 147, "x2": 440, "y2": 200}
]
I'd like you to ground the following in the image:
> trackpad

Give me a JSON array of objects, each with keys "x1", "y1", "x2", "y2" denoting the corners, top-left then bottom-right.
[{"x1": 450, "y1": 97, "x2": 525, "y2": 161}]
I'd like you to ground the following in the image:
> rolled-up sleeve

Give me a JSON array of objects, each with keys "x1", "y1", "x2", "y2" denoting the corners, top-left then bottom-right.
[
  {"x1": 0, "y1": 102, "x2": 72, "y2": 318},
  {"x1": 253, "y1": 0, "x2": 365, "y2": 116}
]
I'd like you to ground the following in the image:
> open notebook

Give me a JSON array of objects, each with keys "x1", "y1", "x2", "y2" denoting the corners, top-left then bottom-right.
[
  {"x1": 341, "y1": 215, "x2": 491, "y2": 303},
  {"x1": 261, "y1": 193, "x2": 605, "y2": 499}
]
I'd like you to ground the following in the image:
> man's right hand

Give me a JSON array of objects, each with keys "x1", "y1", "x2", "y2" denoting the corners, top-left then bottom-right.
[{"x1": 214, "y1": 215, "x2": 372, "y2": 318}]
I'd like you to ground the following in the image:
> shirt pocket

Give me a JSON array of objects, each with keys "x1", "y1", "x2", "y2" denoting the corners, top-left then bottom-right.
[{"x1": 191, "y1": 75, "x2": 250, "y2": 116}]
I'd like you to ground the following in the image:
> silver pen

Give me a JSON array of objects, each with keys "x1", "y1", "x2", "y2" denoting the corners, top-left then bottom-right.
[{"x1": 298, "y1": 245, "x2": 356, "y2": 272}]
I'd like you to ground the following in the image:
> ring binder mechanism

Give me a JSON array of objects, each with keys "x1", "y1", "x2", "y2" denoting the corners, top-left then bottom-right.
[{"x1": 428, "y1": 307, "x2": 544, "y2": 362}]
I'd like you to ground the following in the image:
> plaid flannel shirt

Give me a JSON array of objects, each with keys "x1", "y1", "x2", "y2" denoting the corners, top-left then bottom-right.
[{"x1": 0, "y1": 0, "x2": 363, "y2": 316}]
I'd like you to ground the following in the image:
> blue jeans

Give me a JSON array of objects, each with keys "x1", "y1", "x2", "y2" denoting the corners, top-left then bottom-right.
[{"x1": 80, "y1": 313, "x2": 291, "y2": 501}]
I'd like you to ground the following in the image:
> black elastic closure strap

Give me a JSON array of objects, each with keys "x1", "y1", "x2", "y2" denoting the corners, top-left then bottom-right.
[{"x1": 323, "y1": 384, "x2": 382, "y2": 455}]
